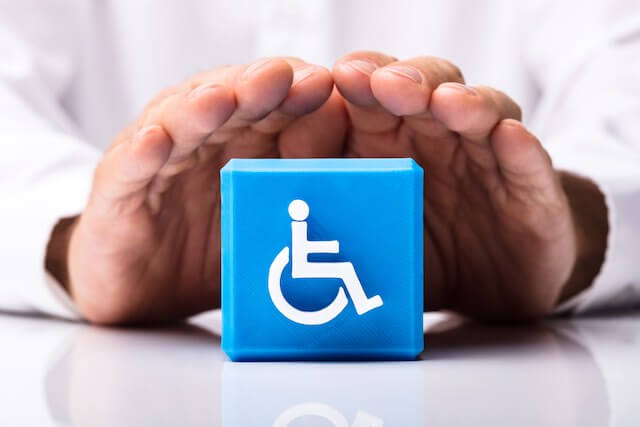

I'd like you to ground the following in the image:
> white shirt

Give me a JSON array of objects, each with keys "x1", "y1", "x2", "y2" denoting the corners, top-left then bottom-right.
[{"x1": 1, "y1": 0, "x2": 639, "y2": 319}]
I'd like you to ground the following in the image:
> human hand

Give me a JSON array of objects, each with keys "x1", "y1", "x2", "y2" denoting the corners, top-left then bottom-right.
[
  {"x1": 332, "y1": 51, "x2": 607, "y2": 319},
  {"x1": 47, "y1": 51, "x2": 607, "y2": 324},
  {"x1": 56, "y1": 57, "x2": 347, "y2": 324}
]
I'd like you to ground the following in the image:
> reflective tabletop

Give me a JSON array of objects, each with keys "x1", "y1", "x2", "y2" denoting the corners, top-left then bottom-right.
[{"x1": 1, "y1": 310, "x2": 638, "y2": 426}]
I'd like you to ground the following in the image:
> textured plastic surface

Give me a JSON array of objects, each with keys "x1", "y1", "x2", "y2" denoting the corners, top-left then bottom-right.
[{"x1": 221, "y1": 158, "x2": 424, "y2": 361}]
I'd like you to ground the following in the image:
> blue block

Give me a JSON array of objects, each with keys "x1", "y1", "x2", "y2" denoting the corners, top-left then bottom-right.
[{"x1": 221, "y1": 158, "x2": 423, "y2": 361}]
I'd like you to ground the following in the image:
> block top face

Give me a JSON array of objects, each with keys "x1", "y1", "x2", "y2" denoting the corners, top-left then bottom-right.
[{"x1": 221, "y1": 158, "x2": 421, "y2": 173}]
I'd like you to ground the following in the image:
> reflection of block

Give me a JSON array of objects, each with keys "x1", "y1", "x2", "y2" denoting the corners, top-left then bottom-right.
[
  {"x1": 221, "y1": 158, "x2": 424, "y2": 361},
  {"x1": 222, "y1": 361, "x2": 424, "y2": 426}
]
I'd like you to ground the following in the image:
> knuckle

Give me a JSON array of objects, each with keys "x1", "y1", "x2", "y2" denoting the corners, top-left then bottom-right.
[
  {"x1": 420, "y1": 56, "x2": 464, "y2": 82},
  {"x1": 280, "y1": 56, "x2": 306, "y2": 66},
  {"x1": 443, "y1": 60, "x2": 464, "y2": 82},
  {"x1": 473, "y1": 85, "x2": 521, "y2": 121},
  {"x1": 338, "y1": 50, "x2": 397, "y2": 66},
  {"x1": 92, "y1": 156, "x2": 113, "y2": 185}
]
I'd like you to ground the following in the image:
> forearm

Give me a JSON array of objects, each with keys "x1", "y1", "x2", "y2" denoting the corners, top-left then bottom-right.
[{"x1": 558, "y1": 171, "x2": 608, "y2": 304}]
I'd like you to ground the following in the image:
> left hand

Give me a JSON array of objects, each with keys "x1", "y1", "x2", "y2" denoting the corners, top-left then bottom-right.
[
  {"x1": 332, "y1": 51, "x2": 606, "y2": 319},
  {"x1": 54, "y1": 57, "x2": 346, "y2": 324}
]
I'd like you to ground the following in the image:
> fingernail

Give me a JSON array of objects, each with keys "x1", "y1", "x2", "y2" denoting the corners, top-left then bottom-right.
[
  {"x1": 242, "y1": 58, "x2": 275, "y2": 80},
  {"x1": 292, "y1": 65, "x2": 316, "y2": 86},
  {"x1": 502, "y1": 118, "x2": 524, "y2": 129},
  {"x1": 342, "y1": 59, "x2": 378, "y2": 76},
  {"x1": 134, "y1": 125, "x2": 160, "y2": 142},
  {"x1": 189, "y1": 83, "x2": 222, "y2": 100},
  {"x1": 382, "y1": 65, "x2": 423, "y2": 83},
  {"x1": 439, "y1": 82, "x2": 476, "y2": 94},
  {"x1": 131, "y1": 125, "x2": 162, "y2": 150}
]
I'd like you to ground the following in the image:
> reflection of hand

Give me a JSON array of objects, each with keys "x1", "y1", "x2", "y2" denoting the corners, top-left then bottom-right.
[
  {"x1": 422, "y1": 319, "x2": 608, "y2": 426},
  {"x1": 52, "y1": 58, "x2": 345, "y2": 324},
  {"x1": 55, "y1": 325, "x2": 222, "y2": 426},
  {"x1": 332, "y1": 51, "x2": 608, "y2": 319}
]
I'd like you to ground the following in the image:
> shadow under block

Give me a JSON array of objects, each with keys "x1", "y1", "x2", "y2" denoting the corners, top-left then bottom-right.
[{"x1": 221, "y1": 158, "x2": 423, "y2": 361}]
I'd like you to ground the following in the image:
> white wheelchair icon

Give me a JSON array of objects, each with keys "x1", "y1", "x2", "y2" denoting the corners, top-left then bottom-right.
[
  {"x1": 274, "y1": 402, "x2": 383, "y2": 427},
  {"x1": 268, "y1": 199, "x2": 383, "y2": 325}
]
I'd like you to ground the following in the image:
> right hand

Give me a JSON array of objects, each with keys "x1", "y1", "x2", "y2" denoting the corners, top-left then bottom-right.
[{"x1": 64, "y1": 57, "x2": 346, "y2": 324}]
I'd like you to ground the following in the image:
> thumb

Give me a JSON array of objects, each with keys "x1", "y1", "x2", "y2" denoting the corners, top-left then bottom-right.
[
  {"x1": 88, "y1": 125, "x2": 173, "y2": 218},
  {"x1": 491, "y1": 119, "x2": 563, "y2": 205}
]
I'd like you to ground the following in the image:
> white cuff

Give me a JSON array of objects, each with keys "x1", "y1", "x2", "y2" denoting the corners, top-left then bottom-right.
[{"x1": 0, "y1": 131, "x2": 98, "y2": 320}]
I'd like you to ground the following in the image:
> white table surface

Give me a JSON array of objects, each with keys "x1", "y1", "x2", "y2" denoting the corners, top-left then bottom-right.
[{"x1": 1, "y1": 310, "x2": 638, "y2": 426}]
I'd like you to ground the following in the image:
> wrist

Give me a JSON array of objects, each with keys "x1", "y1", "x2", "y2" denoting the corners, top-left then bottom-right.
[
  {"x1": 45, "y1": 216, "x2": 79, "y2": 292},
  {"x1": 558, "y1": 172, "x2": 608, "y2": 303}
]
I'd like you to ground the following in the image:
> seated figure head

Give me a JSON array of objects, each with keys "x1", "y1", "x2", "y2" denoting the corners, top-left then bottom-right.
[{"x1": 288, "y1": 199, "x2": 309, "y2": 221}]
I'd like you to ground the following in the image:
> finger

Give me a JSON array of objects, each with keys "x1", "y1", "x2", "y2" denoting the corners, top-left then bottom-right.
[
  {"x1": 279, "y1": 63, "x2": 333, "y2": 115},
  {"x1": 220, "y1": 58, "x2": 335, "y2": 159},
  {"x1": 232, "y1": 57, "x2": 294, "y2": 121},
  {"x1": 142, "y1": 57, "x2": 294, "y2": 171},
  {"x1": 430, "y1": 83, "x2": 522, "y2": 142},
  {"x1": 167, "y1": 57, "x2": 292, "y2": 137},
  {"x1": 251, "y1": 59, "x2": 333, "y2": 134},
  {"x1": 90, "y1": 125, "x2": 173, "y2": 217},
  {"x1": 429, "y1": 83, "x2": 522, "y2": 170},
  {"x1": 277, "y1": 88, "x2": 348, "y2": 157},
  {"x1": 370, "y1": 56, "x2": 465, "y2": 117},
  {"x1": 156, "y1": 83, "x2": 236, "y2": 163},
  {"x1": 188, "y1": 58, "x2": 296, "y2": 126},
  {"x1": 332, "y1": 51, "x2": 399, "y2": 133},
  {"x1": 147, "y1": 56, "x2": 293, "y2": 134}
]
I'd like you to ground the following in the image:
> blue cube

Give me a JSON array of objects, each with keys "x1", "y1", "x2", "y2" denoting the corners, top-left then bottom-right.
[{"x1": 220, "y1": 158, "x2": 423, "y2": 361}]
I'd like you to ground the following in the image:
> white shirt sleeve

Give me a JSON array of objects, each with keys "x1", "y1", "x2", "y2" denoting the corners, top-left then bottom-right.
[
  {"x1": 525, "y1": 2, "x2": 640, "y2": 314},
  {"x1": 0, "y1": 2, "x2": 97, "y2": 319}
]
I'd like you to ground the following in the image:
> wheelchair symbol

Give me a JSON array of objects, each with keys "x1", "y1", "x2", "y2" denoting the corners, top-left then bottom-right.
[
  {"x1": 268, "y1": 200, "x2": 383, "y2": 325},
  {"x1": 274, "y1": 402, "x2": 383, "y2": 427}
]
